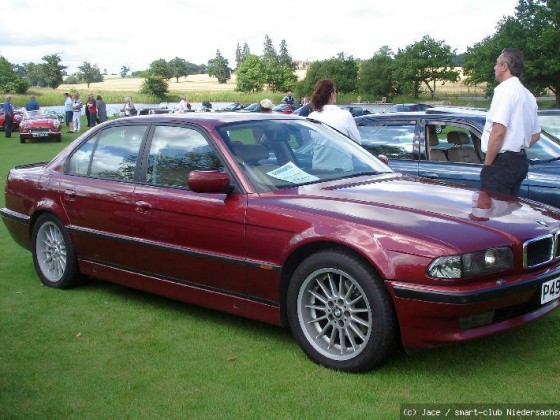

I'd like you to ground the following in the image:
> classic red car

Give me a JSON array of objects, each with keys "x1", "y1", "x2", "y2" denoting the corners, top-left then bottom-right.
[
  {"x1": 2, "y1": 113, "x2": 560, "y2": 372},
  {"x1": 0, "y1": 107, "x2": 24, "y2": 131},
  {"x1": 18, "y1": 109, "x2": 62, "y2": 143}
]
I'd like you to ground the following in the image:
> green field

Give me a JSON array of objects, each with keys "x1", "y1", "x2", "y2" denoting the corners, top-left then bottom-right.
[{"x1": 1, "y1": 119, "x2": 559, "y2": 419}]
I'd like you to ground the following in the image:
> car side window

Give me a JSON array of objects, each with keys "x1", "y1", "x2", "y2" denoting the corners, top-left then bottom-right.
[
  {"x1": 146, "y1": 126, "x2": 223, "y2": 189},
  {"x1": 357, "y1": 123, "x2": 416, "y2": 159},
  {"x1": 67, "y1": 126, "x2": 147, "y2": 180}
]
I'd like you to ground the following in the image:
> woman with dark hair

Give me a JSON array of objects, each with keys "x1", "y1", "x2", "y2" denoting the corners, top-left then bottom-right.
[{"x1": 308, "y1": 79, "x2": 361, "y2": 144}]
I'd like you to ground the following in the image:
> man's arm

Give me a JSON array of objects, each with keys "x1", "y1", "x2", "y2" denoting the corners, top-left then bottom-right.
[
  {"x1": 484, "y1": 122, "x2": 507, "y2": 166},
  {"x1": 530, "y1": 132, "x2": 540, "y2": 146}
]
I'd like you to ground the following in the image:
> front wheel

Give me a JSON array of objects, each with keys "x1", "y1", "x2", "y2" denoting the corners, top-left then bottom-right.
[
  {"x1": 32, "y1": 214, "x2": 87, "y2": 288},
  {"x1": 287, "y1": 249, "x2": 398, "y2": 372}
]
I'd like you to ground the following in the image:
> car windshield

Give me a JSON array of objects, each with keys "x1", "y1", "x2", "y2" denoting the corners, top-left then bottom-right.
[
  {"x1": 539, "y1": 114, "x2": 560, "y2": 139},
  {"x1": 24, "y1": 110, "x2": 49, "y2": 119},
  {"x1": 528, "y1": 131, "x2": 560, "y2": 162},
  {"x1": 217, "y1": 119, "x2": 392, "y2": 191}
]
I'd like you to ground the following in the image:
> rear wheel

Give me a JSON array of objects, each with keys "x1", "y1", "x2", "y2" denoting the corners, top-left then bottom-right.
[
  {"x1": 32, "y1": 214, "x2": 87, "y2": 288},
  {"x1": 287, "y1": 249, "x2": 398, "y2": 372}
]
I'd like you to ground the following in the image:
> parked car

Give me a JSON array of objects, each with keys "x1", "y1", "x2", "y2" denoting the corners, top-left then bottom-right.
[
  {"x1": 215, "y1": 102, "x2": 244, "y2": 112},
  {"x1": 18, "y1": 109, "x2": 62, "y2": 143},
  {"x1": 272, "y1": 103, "x2": 299, "y2": 114},
  {"x1": 0, "y1": 107, "x2": 24, "y2": 131},
  {"x1": 355, "y1": 110, "x2": 560, "y2": 208},
  {"x1": 538, "y1": 109, "x2": 560, "y2": 139},
  {"x1": 236, "y1": 102, "x2": 262, "y2": 113},
  {"x1": 385, "y1": 103, "x2": 433, "y2": 113},
  {"x1": 3, "y1": 113, "x2": 560, "y2": 372},
  {"x1": 137, "y1": 103, "x2": 173, "y2": 115},
  {"x1": 340, "y1": 105, "x2": 371, "y2": 117}
]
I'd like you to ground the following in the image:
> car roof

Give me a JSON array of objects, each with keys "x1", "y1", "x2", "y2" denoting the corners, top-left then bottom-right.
[
  {"x1": 117, "y1": 112, "x2": 303, "y2": 125},
  {"x1": 355, "y1": 110, "x2": 487, "y2": 125},
  {"x1": 538, "y1": 109, "x2": 560, "y2": 115}
]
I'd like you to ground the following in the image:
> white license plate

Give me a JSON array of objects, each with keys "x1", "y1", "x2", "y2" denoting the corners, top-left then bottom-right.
[
  {"x1": 541, "y1": 277, "x2": 560, "y2": 304},
  {"x1": 32, "y1": 132, "x2": 49, "y2": 137}
]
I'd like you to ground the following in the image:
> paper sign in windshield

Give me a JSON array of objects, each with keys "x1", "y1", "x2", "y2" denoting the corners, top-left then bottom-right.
[{"x1": 267, "y1": 162, "x2": 319, "y2": 184}]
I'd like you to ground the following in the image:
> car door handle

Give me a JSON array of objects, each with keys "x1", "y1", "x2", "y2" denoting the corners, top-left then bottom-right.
[
  {"x1": 135, "y1": 201, "x2": 152, "y2": 213},
  {"x1": 63, "y1": 189, "x2": 76, "y2": 200}
]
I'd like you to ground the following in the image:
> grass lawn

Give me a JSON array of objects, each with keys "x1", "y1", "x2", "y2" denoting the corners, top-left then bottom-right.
[{"x1": 0, "y1": 118, "x2": 559, "y2": 418}]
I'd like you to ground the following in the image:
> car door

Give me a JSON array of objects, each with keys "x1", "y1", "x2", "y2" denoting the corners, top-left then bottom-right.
[
  {"x1": 417, "y1": 120, "x2": 485, "y2": 188},
  {"x1": 61, "y1": 124, "x2": 149, "y2": 267},
  {"x1": 130, "y1": 124, "x2": 248, "y2": 294}
]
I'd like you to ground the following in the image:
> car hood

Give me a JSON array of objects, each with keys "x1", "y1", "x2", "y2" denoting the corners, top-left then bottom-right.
[
  {"x1": 267, "y1": 173, "x2": 560, "y2": 253},
  {"x1": 24, "y1": 118, "x2": 55, "y2": 125}
]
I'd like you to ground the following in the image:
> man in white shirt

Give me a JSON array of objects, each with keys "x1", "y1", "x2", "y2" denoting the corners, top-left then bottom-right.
[{"x1": 480, "y1": 48, "x2": 541, "y2": 196}]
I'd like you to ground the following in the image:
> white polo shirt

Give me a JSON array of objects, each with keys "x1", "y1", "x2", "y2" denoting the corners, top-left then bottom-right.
[
  {"x1": 481, "y1": 76, "x2": 540, "y2": 153},
  {"x1": 309, "y1": 105, "x2": 361, "y2": 144}
]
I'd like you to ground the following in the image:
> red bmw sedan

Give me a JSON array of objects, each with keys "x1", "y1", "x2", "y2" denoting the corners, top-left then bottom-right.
[{"x1": 2, "y1": 112, "x2": 559, "y2": 372}]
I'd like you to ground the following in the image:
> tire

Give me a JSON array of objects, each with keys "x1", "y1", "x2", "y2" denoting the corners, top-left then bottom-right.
[
  {"x1": 31, "y1": 214, "x2": 87, "y2": 288},
  {"x1": 287, "y1": 249, "x2": 398, "y2": 373},
  {"x1": 20, "y1": 136, "x2": 25, "y2": 144}
]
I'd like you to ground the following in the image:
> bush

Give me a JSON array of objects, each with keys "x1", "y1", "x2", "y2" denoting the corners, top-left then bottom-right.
[{"x1": 140, "y1": 76, "x2": 169, "y2": 99}]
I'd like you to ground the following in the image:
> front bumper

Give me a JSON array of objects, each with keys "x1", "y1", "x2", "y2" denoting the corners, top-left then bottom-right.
[{"x1": 388, "y1": 267, "x2": 560, "y2": 349}]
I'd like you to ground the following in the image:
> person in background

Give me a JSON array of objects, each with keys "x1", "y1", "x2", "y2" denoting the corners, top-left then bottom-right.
[
  {"x1": 260, "y1": 98, "x2": 274, "y2": 113},
  {"x1": 480, "y1": 48, "x2": 541, "y2": 197},
  {"x1": 298, "y1": 97, "x2": 312, "y2": 117},
  {"x1": 63, "y1": 93, "x2": 73, "y2": 132},
  {"x1": 96, "y1": 95, "x2": 107, "y2": 123},
  {"x1": 308, "y1": 79, "x2": 361, "y2": 144},
  {"x1": 122, "y1": 97, "x2": 137, "y2": 116},
  {"x1": 281, "y1": 91, "x2": 295, "y2": 105},
  {"x1": 2, "y1": 95, "x2": 15, "y2": 138},
  {"x1": 177, "y1": 96, "x2": 190, "y2": 113},
  {"x1": 72, "y1": 93, "x2": 83, "y2": 133},
  {"x1": 25, "y1": 95, "x2": 40, "y2": 111},
  {"x1": 86, "y1": 94, "x2": 97, "y2": 128}
]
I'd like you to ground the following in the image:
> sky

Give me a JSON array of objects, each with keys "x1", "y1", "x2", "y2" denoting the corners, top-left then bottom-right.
[{"x1": 1, "y1": 0, "x2": 519, "y2": 74}]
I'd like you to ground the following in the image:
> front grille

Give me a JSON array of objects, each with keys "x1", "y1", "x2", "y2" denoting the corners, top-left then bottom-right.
[{"x1": 523, "y1": 231, "x2": 560, "y2": 268}]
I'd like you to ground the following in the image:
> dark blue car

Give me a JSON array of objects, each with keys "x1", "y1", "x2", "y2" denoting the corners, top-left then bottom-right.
[{"x1": 355, "y1": 109, "x2": 560, "y2": 208}]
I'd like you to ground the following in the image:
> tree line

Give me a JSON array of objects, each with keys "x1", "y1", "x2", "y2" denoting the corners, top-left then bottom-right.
[{"x1": 1, "y1": 0, "x2": 558, "y2": 106}]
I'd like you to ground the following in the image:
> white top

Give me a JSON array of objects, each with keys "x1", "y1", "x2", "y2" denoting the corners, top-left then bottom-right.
[
  {"x1": 178, "y1": 99, "x2": 188, "y2": 112},
  {"x1": 64, "y1": 97, "x2": 73, "y2": 112},
  {"x1": 481, "y1": 77, "x2": 540, "y2": 153},
  {"x1": 309, "y1": 105, "x2": 361, "y2": 144}
]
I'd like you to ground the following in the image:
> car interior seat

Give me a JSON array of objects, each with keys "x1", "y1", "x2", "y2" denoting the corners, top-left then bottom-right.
[
  {"x1": 447, "y1": 131, "x2": 481, "y2": 163},
  {"x1": 427, "y1": 126, "x2": 448, "y2": 161},
  {"x1": 231, "y1": 143, "x2": 280, "y2": 186}
]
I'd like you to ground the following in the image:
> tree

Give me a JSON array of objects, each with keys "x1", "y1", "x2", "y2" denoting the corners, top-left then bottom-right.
[
  {"x1": 207, "y1": 50, "x2": 231, "y2": 84},
  {"x1": 235, "y1": 54, "x2": 265, "y2": 93},
  {"x1": 78, "y1": 62, "x2": 103, "y2": 88},
  {"x1": 463, "y1": 0, "x2": 560, "y2": 106},
  {"x1": 393, "y1": 35, "x2": 459, "y2": 98},
  {"x1": 39, "y1": 54, "x2": 66, "y2": 89},
  {"x1": 278, "y1": 39, "x2": 294, "y2": 69},
  {"x1": 0, "y1": 56, "x2": 29, "y2": 94},
  {"x1": 235, "y1": 42, "x2": 251, "y2": 69},
  {"x1": 148, "y1": 59, "x2": 173, "y2": 80},
  {"x1": 298, "y1": 53, "x2": 359, "y2": 96},
  {"x1": 120, "y1": 66, "x2": 130, "y2": 78},
  {"x1": 169, "y1": 57, "x2": 191, "y2": 82},
  {"x1": 358, "y1": 46, "x2": 395, "y2": 99},
  {"x1": 140, "y1": 76, "x2": 168, "y2": 98}
]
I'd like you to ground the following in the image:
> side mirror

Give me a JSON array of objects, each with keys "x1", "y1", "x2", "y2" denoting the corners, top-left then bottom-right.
[
  {"x1": 188, "y1": 171, "x2": 232, "y2": 194},
  {"x1": 377, "y1": 154, "x2": 389, "y2": 165}
]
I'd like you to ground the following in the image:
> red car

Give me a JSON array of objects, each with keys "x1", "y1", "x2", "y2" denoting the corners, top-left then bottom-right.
[
  {"x1": 0, "y1": 107, "x2": 24, "y2": 131},
  {"x1": 18, "y1": 109, "x2": 62, "y2": 143},
  {"x1": 2, "y1": 113, "x2": 560, "y2": 372}
]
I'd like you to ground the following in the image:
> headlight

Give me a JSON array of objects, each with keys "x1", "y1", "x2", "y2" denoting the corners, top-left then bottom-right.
[
  {"x1": 21, "y1": 122, "x2": 27, "y2": 129},
  {"x1": 427, "y1": 247, "x2": 513, "y2": 279},
  {"x1": 53, "y1": 120, "x2": 60, "y2": 127}
]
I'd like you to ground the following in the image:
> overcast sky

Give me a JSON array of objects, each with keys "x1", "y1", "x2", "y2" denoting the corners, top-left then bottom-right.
[{"x1": 1, "y1": 0, "x2": 519, "y2": 74}]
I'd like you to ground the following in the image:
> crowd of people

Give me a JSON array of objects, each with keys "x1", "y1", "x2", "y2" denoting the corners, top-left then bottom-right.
[{"x1": 61, "y1": 92, "x2": 108, "y2": 133}]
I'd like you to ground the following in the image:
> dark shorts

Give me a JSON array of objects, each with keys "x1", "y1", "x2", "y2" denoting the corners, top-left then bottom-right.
[
  {"x1": 480, "y1": 150, "x2": 528, "y2": 197},
  {"x1": 65, "y1": 111, "x2": 73, "y2": 125}
]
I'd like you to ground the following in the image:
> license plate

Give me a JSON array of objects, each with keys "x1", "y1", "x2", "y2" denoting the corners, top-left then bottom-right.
[
  {"x1": 32, "y1": 133, "x2": 49, "y2": 137},
  {"x1": 541, "y1": 277, "x2": 560, "y2": 304}
]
